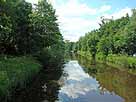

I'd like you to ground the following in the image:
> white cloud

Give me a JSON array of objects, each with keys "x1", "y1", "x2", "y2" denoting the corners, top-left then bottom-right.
[
  {"x1": 56, "y1": 0, "x2": 97, "y2": 17},
  {"x1": 59, "y1": 61, "x2": 99, "y2": 99},
  {"x1": 26, "y1": 0, "x2": 132, "y2": 42},
  {"x1": 55, "y1": 0, "x2": 112, "y2": 18},
  {"x1": 53, "y1": 0, "x2": 110, "y2": 41},
  {"x1": 103, "y1": 7, "x2": 132, "y2": 19},
  {"x1": 58, "y1": 17, "x2": 100, "y2": 41}
]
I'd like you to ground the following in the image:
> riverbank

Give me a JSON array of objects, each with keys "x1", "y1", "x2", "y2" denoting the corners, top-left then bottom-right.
[
  {"x1": 78, "y1": 51, "x2": 136, "y2": 74},
  {"x1": 0, "y1": 56, "x2": 41, "y2": 101}
]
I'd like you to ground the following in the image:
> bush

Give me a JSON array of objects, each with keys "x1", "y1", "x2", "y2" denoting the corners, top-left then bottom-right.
[
  {"x1": 107, "y1": 54, "x2": 136, "y2": 69},
  {"x1": 36, "y1": 45, "x2": 64, "y2": 69}
]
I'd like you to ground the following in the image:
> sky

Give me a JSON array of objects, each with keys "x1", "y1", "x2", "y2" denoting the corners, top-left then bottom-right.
[{"x1": 26, "y1": 0, "x2": 136, "y2": 42}]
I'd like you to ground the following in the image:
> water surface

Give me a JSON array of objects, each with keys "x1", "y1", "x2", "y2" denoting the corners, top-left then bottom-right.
[
  {"x1": 57, "y1": 60, "x2": 125, "y2": 102},
  {"x1": 10, "y1": 55, "x2": 136, "y2": 102}
]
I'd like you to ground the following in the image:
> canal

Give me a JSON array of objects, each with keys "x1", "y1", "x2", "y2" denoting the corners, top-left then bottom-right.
[{"x1": 10, "y1": 55, "x2": 136, "y2": 102}]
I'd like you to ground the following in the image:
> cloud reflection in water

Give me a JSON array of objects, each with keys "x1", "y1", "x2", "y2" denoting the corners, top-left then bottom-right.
[{"x1": 57, "y1": 61, "x2": 123, "y2": 102}]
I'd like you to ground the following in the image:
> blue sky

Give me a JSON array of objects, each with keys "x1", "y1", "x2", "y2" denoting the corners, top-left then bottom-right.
[{"x1": 26, "y1": 0, "x2": 136, "y2": 41}]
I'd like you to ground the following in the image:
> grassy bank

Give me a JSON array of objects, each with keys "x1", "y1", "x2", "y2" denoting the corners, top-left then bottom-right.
[
  {"x1": 78, "y1": 51, "x2": 136, "y2": 74},
  {"x1": 0, "y1": 56, "x2": 41, "y2": 101}
]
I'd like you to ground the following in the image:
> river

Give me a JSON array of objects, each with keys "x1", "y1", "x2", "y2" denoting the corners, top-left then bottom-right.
[{"x1": 10, "y1": 55, "x2": 136, "y2": 102}]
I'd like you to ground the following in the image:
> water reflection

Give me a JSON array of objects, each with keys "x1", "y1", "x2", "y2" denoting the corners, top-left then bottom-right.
[
  {"x1": 58, "y1": 60, "x2": 124, "y2": 102},
  {"x1": 9, "y1": 54, "x2": 136, "y2": 102},
  {"x1": 75, "y1": 54, "x2": 136, "y2": 102},
  {"x1": 9, "y1": 68, "x2": 63, "y2": 102}
]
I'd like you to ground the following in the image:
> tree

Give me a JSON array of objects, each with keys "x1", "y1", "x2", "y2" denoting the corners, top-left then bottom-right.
[
  {"x1": 0, "y1": 0, "x2": 15, "y2": 54},
  {"x1": 87, "y1": 30, "x2": 99, "y2": 61},
  {"x1": 14, "y1": 0, "x2": 32, "y2": 54},
  {"x1": 123, "y1": 9, "x2": 136, "y2": 55},
  {"x1": 0, "y1": 0, "x2": 64, "y2": 55},
  {"x1": 97, "y1": 36, "x2": 112, "y2": 61}
]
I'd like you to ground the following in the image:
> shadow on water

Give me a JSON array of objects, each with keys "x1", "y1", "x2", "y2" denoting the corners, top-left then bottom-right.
[{"x1": 9, "y1": 65, "x2": 64, "y2": 102}]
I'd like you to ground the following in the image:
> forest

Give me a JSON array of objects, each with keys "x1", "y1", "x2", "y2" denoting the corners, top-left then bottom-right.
[{"x1": 66, "y1": 9, "x2": 136, "y2": 71}]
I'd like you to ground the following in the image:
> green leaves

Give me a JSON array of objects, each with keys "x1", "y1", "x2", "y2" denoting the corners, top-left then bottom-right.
[
  {"x1": 0, "y1": 56, "x2": 41, "y2": 100},
  {"x1": 0, "y1": 7, "x2": 13, "y2": 54},
  {"x1": 77, "y1": 9, "x2": 136, "y2": 59},
  {"x1": 28, "y1": 0, "x2": 63, "y2": 54},
  {"x1": 97, "y1": 36, "x2": 112, "y2": 57},
  {"x1": 0, "y1": 0, "x2": 64, "y2": 55},
  {"x1": 87, "y1": 31, "x2": 99, "y2": 58},
  {"x1": 123, "y1": 9, "x2": 136, "y2": 55}
]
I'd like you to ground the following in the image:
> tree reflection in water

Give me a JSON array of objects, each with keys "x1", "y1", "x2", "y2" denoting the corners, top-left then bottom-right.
[
  {"x1": 10, "y1": 65, "x2": 63, "y2": 102},
  {"x1": 75, "y1": 54, "x2": 136, "y2": 102}
]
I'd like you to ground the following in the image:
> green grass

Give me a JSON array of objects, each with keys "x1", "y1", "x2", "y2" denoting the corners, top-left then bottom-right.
[
  {"x1": 78, "y1": 51, "x2": 136, "y2": 74},
  {"x1": 107, "y1": 54, "x2": 136, "y2": 74},
  {"x1": 0, "y1": 56, "x2": 41, "y2": 101},
  {"x1": 107, "y1": 54, "x2": 136, "y2": 69}
]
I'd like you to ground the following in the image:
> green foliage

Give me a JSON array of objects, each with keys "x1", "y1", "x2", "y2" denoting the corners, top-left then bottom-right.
[
  {"x1": 123, "y1": 10, "x2": 136, "y2": 55},
  {"x1": 0, "y1": 71, "x2": 10, "y2": 98},
  {"x1": 29, "y1": 0, "x2": 62, "y2": 54},
  {"x1": 15, "y1": 1, "x2": 32, "y2": 54},
  {"x1": 74, "y1": 9, "x2": 136, "y2": 70},
  {"x1": 87, "y1": 30, "x2": 99, "y2": 59},
  {"x1": 76, "y1": 9, "x2": 136, "y2": 60},
  {"x1": 0, "y1": 4, "x2": 13, "y2": 54},
  {"x1": 97, "y1": 36, "x2": 112, "y2": 60},
  {"x1": 0, "y1": 0, "x2": 64, "y2": 100},
  {"x1": 0, "y1": 0, "x2": 63, "y2": 55},
  {"x1": 107, "y1": 54, "x2": 136, "y2": 70},
  {"x1": 37, "y1": 45, "x2": 64, "y2": 68},
  {"x1": 65, "y1": 41, "x2": 77, "y2": 53},
  {"x1": 0, "y1": 56, "x2": 41, "y2": 100}
]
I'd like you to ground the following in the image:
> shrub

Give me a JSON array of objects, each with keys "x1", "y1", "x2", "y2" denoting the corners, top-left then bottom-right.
[{"x1": 36, "y1": 45, "x2": 64, "y2": 69}]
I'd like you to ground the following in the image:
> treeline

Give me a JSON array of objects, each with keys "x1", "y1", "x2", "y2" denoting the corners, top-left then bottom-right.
[
  {"x1": 0, "y1": 0, "x2": 64, "y2": 55},
  {"x1": 68, "y1": 9, "x2": 136, "y2": 62}
]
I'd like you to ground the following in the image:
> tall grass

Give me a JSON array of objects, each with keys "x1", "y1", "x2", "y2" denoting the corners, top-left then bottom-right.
[{"x1": 0, "y1": 56, "x2": 41, "y2": 101}]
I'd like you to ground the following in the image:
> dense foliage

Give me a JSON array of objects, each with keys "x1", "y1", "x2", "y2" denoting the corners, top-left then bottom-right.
[
  {"x1": 0, "y1": 56, "x2": 41, "y2": 101},
  {"x1": 0, "y1": 0, "x2": 64, "y2": 55},
  {"x1": 0, "y1": 0, "x2": 64, "y2": 101},
  {"x1": 70, "y1": 9, "x2": 136, "y2": 61}
]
